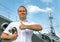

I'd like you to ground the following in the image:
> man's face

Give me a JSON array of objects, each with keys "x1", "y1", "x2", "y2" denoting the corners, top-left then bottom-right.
[{"x1": 18, "y1": 7, "x2": 27, "y2": 19}]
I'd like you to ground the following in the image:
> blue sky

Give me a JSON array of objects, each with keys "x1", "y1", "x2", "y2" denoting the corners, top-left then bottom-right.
[{"x1": 0, "y1": 0, "x2": 60, "y2": 37}]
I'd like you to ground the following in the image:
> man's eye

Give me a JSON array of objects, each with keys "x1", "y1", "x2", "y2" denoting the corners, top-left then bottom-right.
[
  {"x1": 18, "y1": 10, "x2": 26, "y2": 12},
  {"x1": 19, "y1": 11, "x2": 22, "y2": 12},
  {"x1": 23, "y1": 10, "x2": 25, "y2": 12}
]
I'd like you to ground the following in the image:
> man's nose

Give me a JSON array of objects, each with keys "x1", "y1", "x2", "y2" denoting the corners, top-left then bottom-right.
[{"x1": 21, "y1": 12, "x2": 25, "y2": 14}]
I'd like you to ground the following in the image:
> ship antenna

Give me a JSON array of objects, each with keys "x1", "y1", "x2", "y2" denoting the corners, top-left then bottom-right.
[{"x1": 49, "y1": 11, "x2": 55, "y2": 36}]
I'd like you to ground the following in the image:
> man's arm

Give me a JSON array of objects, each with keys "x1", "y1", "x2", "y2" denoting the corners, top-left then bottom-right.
[
  {"x1": 1, "y1": 32, "x2": 17, "y2": 40},
  {"x1": 20, "y1": 24, "x2": 42, "y2": 31},
  {"x1": 26, "y1": 24, "x2": 42, "y2": 31}
]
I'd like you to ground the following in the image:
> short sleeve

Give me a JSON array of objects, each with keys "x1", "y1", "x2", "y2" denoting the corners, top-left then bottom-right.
[{"x1": 3, "y1": 22, "x2": 13, "y2": 35}]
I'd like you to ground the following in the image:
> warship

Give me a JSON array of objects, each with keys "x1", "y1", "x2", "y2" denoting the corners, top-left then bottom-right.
[
  {"x1": 33, "y1": 12, "x2": 60, "y2": 42},
  {"x1": 0, "y1": 12, "x2": 60, "y2": 42}
]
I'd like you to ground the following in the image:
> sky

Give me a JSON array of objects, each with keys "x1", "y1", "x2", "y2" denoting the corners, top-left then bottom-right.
[{"x1": 0, "y1": 0, "x2": 60, "y2": 38}]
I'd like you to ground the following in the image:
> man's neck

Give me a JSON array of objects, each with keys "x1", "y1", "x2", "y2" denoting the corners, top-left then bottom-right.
[
  {"x1": 20, "y1": 19, "x2": 27, "y2": 22},
  {"x1": 20, "y1": 17, "x2": 26, "y2": 21}
]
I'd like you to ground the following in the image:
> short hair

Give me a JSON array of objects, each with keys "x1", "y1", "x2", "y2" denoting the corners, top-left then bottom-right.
[{"x1": 18, "y1": 6, "x2": 27, "y2": 13}]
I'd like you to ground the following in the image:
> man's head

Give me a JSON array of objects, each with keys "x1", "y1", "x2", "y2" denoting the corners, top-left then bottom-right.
[{"x1": 18, "y1": 6, "x2": 27, "y2": 21}]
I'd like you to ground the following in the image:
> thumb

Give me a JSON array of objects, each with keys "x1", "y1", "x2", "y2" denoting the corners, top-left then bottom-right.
[
  {"x1": 20, "y1": 21, "x2": 22, "y2": 24},
  {"x1": 21, "y1": 21, "x2": 24, "y2": 25},
  {"x1": 14, "y1": 32, "x2": 17, "y2": 34}
]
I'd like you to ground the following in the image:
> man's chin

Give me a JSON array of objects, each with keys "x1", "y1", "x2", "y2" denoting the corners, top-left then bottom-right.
[{"x1": 20, "y1": 16, "x2": 26, "y2": 18}]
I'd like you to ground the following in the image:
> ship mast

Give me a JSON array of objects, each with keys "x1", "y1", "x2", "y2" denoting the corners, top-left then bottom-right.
[{"x1": 49, "y1": 11, "x2": 55, "y2": 35}]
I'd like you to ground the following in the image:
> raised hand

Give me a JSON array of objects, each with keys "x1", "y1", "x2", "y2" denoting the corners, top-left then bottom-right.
[{"x1": 19, "y1": 22, "x2": 26, "y2": 30}]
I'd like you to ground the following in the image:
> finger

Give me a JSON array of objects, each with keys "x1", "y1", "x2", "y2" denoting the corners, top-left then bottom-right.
[{"x1": 14, "y1": 32, "x2": 17, "y2": 34}]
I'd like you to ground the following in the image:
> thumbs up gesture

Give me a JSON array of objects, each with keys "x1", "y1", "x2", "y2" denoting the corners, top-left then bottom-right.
[{"x1": 20, "y1": 22, "x2": 26, "y2": 30}]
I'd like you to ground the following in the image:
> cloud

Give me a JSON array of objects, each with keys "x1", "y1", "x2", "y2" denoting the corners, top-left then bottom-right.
[
  {"x1": 45, "y1": 7, "x2": 53, "y2": 13},
  {"x1": 27, "y1": 5, "x2": 46, "y2": 13},
  {"x1": 41, "y1": 0, "x2": 53, "y2": 3},
  {"x1": 27, "y1": 5, "x2": 53, "y2": 13},
  {"x1": 24, "y1": 0, "x2": 31, "y2": 5}
]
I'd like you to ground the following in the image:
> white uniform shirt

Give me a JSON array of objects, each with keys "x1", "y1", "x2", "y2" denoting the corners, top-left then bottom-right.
[{"x1": 4, "y1": 21, "x2": 36, "y2": 42}]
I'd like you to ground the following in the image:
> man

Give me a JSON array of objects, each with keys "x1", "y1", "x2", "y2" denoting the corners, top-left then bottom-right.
[{"x1": 1, "y1": 6, "x2": 42, "y2": 42}]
